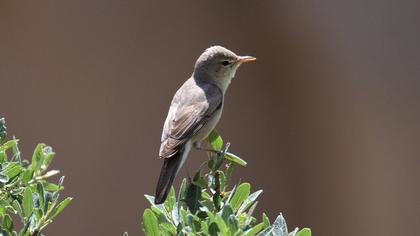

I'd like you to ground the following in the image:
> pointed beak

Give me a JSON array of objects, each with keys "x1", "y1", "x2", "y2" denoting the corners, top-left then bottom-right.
[{"x1": 237, "y1": 56, "x2": 257, "y2": 63}]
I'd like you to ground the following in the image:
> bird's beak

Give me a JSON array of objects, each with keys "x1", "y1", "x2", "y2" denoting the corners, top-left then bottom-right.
[{"x1": 237, "y1": 56, "x2": 257, "y2": 63}]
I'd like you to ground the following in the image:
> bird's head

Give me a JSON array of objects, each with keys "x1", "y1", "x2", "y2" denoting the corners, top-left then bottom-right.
[{"x1": 194, "y1": 46, "x2": 256, "y2": 90}]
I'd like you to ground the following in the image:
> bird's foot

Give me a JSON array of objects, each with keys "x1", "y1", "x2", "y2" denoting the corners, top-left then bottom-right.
[
  {"x1": 194, "y1": 141, "x2": 231, "y2": 158},
  {"x1": 193, "y1": 141, "x2": 216, "y2": 153}
]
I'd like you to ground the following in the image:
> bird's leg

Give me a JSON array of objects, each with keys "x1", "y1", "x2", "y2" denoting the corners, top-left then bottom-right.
[
  {"x1": 193, "y1": 141, "x2": 220, "y2": 155},
  {"x1": 184, "y1": 162, "x2": 191, "y2": 179},
  {"x1": 193, "y1": 141, "x2": 231, "y2": 158}
]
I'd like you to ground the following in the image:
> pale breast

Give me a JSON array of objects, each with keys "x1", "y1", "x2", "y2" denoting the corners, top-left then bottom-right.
[{"x1": 192, "y1": 104, "x2": 223, "y2": 142}]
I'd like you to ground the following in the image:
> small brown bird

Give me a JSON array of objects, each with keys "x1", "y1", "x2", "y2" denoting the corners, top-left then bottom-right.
[{"x1": 155, "y1": 46, "x2": 256, "y2": 204}]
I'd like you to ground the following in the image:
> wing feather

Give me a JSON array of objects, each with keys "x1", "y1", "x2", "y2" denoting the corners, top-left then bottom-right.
[{"x1": 159, "y1": 79, "x2": 222, "y2": 158}]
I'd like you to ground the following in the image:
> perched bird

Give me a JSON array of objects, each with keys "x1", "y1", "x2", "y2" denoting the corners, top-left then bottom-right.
[{"x1": 155, "y1": 46, "x2": 256, "y2": 204}]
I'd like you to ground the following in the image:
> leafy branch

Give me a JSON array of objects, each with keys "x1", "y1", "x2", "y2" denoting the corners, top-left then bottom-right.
[
  {"x1": 137, "y1": 130, "x2": 311, "y2": 236},
  {"x1": 0, "y1": 118, "x2": 72, "y2": 236}
]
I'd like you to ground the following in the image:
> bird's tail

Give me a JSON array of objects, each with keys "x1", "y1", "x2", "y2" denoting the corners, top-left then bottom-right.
[{"x1": 154, "y1": 149, "x2": 185, "y2": 204}]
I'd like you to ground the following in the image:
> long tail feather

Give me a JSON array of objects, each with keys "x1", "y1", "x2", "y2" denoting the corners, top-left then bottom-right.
[{"x1": 154, "y1": 151, "x2": 183, "y2": 204}]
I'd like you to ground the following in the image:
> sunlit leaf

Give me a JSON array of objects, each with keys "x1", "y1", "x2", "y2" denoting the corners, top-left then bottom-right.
[
  {"x1": 262, "y1": 213, "x2": 270, "y2": 228},
  {"x1": 2, "y1": 140, "x2": 18, "y2": 151},
  {"x1": 206, "y1": 130, "x2": 223, "y2": 151},
  {"x1": 229, "y1": 183, "x2": 250, "y2": 212},
  {"x1": 271, "y1": 213, "x2": 288, "y2": 236},
  {"x1": 43, "y1": 182, "x2": 64, "y2": 192},
  {"x1": 23, "y1": 187, "x2": 33, "y2": 218},
  {"x1": 143, "y1": 209, "x2": 160, "y2": 236},
  {"x1": 289, "y1": 228, "x2": 299, "y2": 236},
  {"x1": 238, "y1": 190, "x2": 263, "y2": 215},
  {"x1": 31, "y1": 144, "x2": 45, "y2": 171},
  {"x1": 2, "y1": 162, "x2": 24, "y2": 180},
  {"x1": 0, "y1": 173, "x2": 9, "y2": 183},
  {"x1": 224, "y1": 152, "x2": 247, "y2": 166},
  {"x1": 227, "y1": 215, "x2": 238, "y2": 234},
  {"x1": 245, "y1": 222, "x2": 265, "y2": 236},
  {"x1": 296, "y1": 228, "x2": 311, "y2": 236},
  {"x1": 164, "y1": 187, "x2": 176, "y2": 213},
  {"x1": 214, "y1": 214, "x2": 228, "y2": 235},
  {"x1": 49, "y1": 197, "x2": 72, "y2": 221}
]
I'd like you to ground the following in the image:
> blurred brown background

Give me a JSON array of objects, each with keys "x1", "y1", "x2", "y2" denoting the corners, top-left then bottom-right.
[{"x1": 1, "y1": 0, "x2": 419, "y2": 235}]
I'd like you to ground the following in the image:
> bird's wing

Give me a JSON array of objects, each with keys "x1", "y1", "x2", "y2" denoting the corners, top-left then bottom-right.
[{"x1": 159, "y1": 81, "x2": 222, "y2": 158}]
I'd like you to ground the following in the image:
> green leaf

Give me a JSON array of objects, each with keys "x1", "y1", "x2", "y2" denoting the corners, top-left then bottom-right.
[
  {"x1": 229, "y1": 183, "x2": 251, "y2": 212},
  {"x1": 0, "y1": 173, "x2": 9, "y2": 183},
  {"x1": 180, "y1": 208, "x2": 188, "y2": 225},
  {"x1": 2, "y1": 163, "x2": 24, "y2": 180},
  {"x1": 206, "y1": 130, "x2": 223, "y2": 151},
  {"x1": 3, "y1": 214, "x2": 13, "y2": 231},
  {"x1": 217, "y1": 171, "x2": 226, "y2": 192},
  {"x1": 0, "y1": 228, "x2": 11, "y2": 236},
  {"x1": 257, "y1": 225, "x2": 274, "y2": 236},
  {"x1": 143, "y1": 209, "x2": 160, "y2": 236},
  {"x1": 221, "y1": 205, "x2": 234, "y2": 222},
  {"x1": 164, "y1": 187, "x2": 176, "y2": 212},
  {"x1": 245, "y1": 202, "x2": 258, "y2": 225},
  {"x1": 49, "y1": 197, "x2": 72, "y2": 221},
  {"x1": 41, "y1": 151, "x2": 55, "y2": 170},
  {"x1": 262, "y1": 213, "x2": 270, "y2": 228},
  {"x1": 200, "y1": 221, "x2": 209, "y2": 234},
  {"x1": 208, "y1": 222, "x2": 219, "y2": 236},
  {"x1": 212, "y1": 172, "x2": 221, "y2": 211},
  {"x1": 296, "y1": 228, "x2": 311, "y2": 236},
  {"x1": 2, "y1": 140, "x2": 17, "y2": 151},
  {"x1": 271, "y1": 214, "x2": 288, "y2": 236},
  {"x1": 42, "y1": 183, "x2": 64, "y2": 192},
  {"x1": 29, "y1": 214, "x2": 37, "y2": 234},
  {"x1": 144, "y1": 195, "x2": 165, "y2": 215},
  {"x1": 0, "y1": 118, "x2": 6, "y2": 144},
  {"x1": 32, "y1": 193, "x2": 40, "y2": 209},
  {"x1": 238, "y1": 190, "x2": 263, "y2": 215},
  {"x1": 288, "y1": 228, "x2": 299, "y2": 236},
  {"x1": 214, "y1": 214, "x2": 228, "y2": 235},
  {"x1": 192, "y1": 170, "x2": 207, "y2": 188},
  {"x1": 212, "y1": 155, "x2": 225, "y2": 171},
  {"x1": 21, "y1": 170, "x2": 34, "y2": 184},
  {"x1": 244, "y1": 222, "x2": 265, "y2": 236},
  {"x1": 207, "y1": 159, "x2": 215, "y2": 170},
  {"x1": 36, "y1": 183, "x2": 45, "y2": 213},
  {"x1": 23, "y1": 187, "x2": 33, "y2": 218},
  {"x1": 0, "y1": 150, "x2": 7, "y2": 163},
  {"x1": 184, "y1": 181, "x2": 201, "y2": 214},
  {"x1": 227, "y1": 215, "x2": 239, "y2": 234},
  {"x1": 224, "y1": 152, "x2": 247, "y2": 166},
  {"x1": 178, "y1": 178, "x2": 187, "y2": 203},
  {"x1": 11, "y1": 200, "x2": 23, "y2": 218},
  {"x1": 159, "y1": 222, "x2": 177, "y2": 235},
  {"x1": 31, "y1": 144, "x2": 45, "y2": 171}
]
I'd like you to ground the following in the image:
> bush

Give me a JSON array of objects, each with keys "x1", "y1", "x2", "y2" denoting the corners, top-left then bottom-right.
[
  {"x1": 0, "y1": 118, "x2": 72, "y2": 236},
  {"x1": 139, "y1": 130, "x2": 311, "y2": 236}
]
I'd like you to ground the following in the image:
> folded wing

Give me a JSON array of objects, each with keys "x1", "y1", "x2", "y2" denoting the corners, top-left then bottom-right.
[{"x1": 159, "y1": 80, "x2": 223, "y2": 158}]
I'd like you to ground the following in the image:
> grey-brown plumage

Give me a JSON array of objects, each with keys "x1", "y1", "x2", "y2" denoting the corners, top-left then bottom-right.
[{"x1": 155, "y1": 46, "x2": 255, "y2": 204}]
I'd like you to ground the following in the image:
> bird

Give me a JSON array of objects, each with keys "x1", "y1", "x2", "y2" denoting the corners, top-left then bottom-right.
[{"x1": 155, "y1": 46, "x2": 256, "y2": 204}]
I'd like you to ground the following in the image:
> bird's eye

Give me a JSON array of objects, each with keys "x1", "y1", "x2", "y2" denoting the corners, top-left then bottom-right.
[{"x1": 221, "y1": 60, "x2": 230, "y2": 66}]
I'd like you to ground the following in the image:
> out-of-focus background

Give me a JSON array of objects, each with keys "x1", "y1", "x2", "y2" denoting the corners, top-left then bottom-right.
[{"x1": 1, "y1": 1, "x2": 419, "y2": 235}]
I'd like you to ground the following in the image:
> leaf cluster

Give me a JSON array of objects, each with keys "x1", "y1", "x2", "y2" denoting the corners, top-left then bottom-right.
[
  {"x1": 140, "y1": 130, "x2": 311, "y2": 236},
  {"x1": 0, "y1": 118, "x2": 72, "y2": 236}
]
